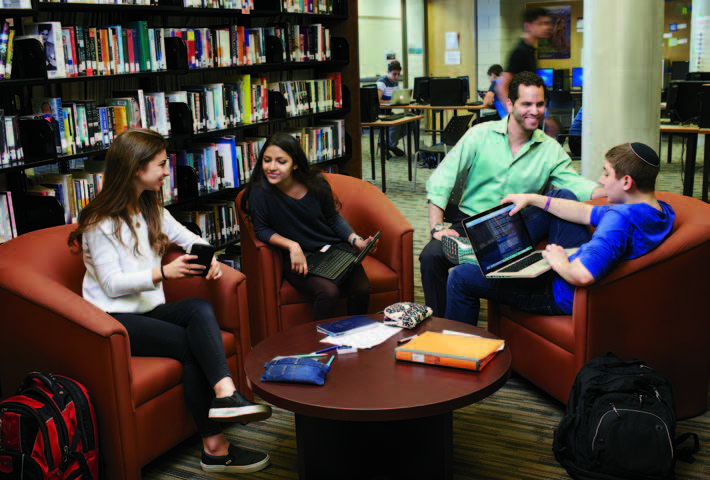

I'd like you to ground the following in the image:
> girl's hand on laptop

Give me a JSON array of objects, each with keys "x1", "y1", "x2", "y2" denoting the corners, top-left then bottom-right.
[
  {"x1": 353, "y1": 234, "x2": 378, "y2": 253},
  {"x1": 289, "y1": 243, "x2": 308, "y2": 276}
]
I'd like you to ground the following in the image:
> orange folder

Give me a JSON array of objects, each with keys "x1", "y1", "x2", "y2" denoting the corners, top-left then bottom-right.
[{"x1": 395, "y1": 331, "x2": 505, "y2": 371}]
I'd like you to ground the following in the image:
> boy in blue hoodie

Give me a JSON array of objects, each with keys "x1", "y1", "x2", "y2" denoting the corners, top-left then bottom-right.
[{"x1": 445, "y1": 142, "x2": 676, "y2": 326}]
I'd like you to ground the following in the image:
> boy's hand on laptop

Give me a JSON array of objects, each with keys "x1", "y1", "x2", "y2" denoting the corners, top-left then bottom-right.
[
  {"x1": 501, "y1": 193, "x2": 542, "y2": 215},
  {"x1": 542, "y1": 244, "x2": 570, "y2": 270}
]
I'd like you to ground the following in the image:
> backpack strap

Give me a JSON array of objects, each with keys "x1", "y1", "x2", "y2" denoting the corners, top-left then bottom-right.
[{"x1": 674, "y1": 432, "x2": 700, "y2": 464}]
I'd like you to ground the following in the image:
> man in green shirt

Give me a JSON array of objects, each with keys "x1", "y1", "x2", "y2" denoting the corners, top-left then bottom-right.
[{"x1": 421, "y1": 71, "x2": 604, "y2": 317}]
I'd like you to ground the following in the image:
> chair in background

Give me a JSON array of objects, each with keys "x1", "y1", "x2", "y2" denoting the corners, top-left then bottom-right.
[
  {"x1": 0, "y1": 224, "x2": 253, "y2": 480},
  {"x1": 238, "y1": 173, "x2": 414, "y2": 345},
  {"x1": 545, "y1": 90, "x2": 576, "y2": 138},
  {"x1": 556, "y1": 133, "x2": 582, "y2": 161},
  {"x1": 413, "y1": 113, "x2": 473, "y2": 191},
  {"x1": 487, "y1": 192, "x2": 710, "y2": 420}
]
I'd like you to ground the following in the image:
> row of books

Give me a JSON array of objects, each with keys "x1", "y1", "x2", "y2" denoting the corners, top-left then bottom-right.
[
  {"x1": 284, "y1": 120, "x2": 346, "y2": 164},
  {"x1": 0, "y1": 0, "x2": 30, "y2": 7},
  {"x1": 36, "y1": 0, "x2": 158, "y2": 4},
  {"x1": 16, "y1": 20, "x2": 170, "y2": 79},
  {"x1": 172, "y1": 199, "x2": 240, "y2": 246},
  {"x1": 0, "y1": 110, "x2": 23, "y2": 164},
  {"x1": 268, "y1": 74, "x2": 342, "y2": 117},
  {"x1": 281, "y1": 0, "x2": 336, "y2": 14},
  {"x1": 0, "y1": 20, "x2": 15, "y2": 80},
  {"x1": 0, "y1": 190, "x2": 16, "y2": 244},
  {"x1": 4, "y1": 20, "x2": 334, "y2": 81}
]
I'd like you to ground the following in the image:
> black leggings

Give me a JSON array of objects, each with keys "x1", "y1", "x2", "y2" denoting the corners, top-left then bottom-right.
[
  {"x1": 111, "y1": 298, "x2": 229, "y2": 438},
  {"x1": 284, "y1": 263, "x2": 371, "y2": 321}
]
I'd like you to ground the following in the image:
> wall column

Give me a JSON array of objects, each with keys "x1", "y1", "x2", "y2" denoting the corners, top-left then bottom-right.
[{"x1": 582, "y1": 0, "x2": 663, "y2": 179}]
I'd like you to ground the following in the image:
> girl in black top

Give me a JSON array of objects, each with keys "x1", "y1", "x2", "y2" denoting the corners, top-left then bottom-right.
[{"x1": 241, "y1": 134, "x2": 376, "y2": 320}]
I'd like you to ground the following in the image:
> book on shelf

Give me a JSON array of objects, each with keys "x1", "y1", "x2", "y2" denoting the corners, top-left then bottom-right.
[
  {"x1": 0, "y1": 0, "x2": 31, "y2": 8},
  {"x1": 0, "y1": 191, "x2": 17, "y2": 243},
  {"x1": 22, "y1": 21, "x2": 66, "y2": 79},
  {"x1": 395, "y1": 331, "x2": 505, "y2": 372},
  {"x1": 31, "y1": 97, "x2": 66, "y2": 155}
]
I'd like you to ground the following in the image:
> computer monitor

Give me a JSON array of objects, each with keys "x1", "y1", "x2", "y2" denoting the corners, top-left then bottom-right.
[
  {"x1": 671, "y1": 61, "x2": 689, "y2": 81},
  {"x1": 666, "y1": 80, "x2": 707, "y2": 123},
  {"x1": 571, "y1": 68, "x2": 583, "y2": 88},
  {"x1": 686, "y1": 71, "x2": 710, "y2": 81},
  {"x1": 536, "y1": 68, "x2": 553, "y2": 88},
  {"x1": 413, "y1": 76, "x2": 431, "y2": 104},
  {"x1": 430, "y1": 77, "x2": 465, "y2": 106},
  {"x1": 457, "y1": 75, "x2": 470, "y2": 101}
]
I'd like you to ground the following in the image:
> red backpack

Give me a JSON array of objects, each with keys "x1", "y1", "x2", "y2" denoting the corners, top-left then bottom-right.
[{"x1": 0, "y1": 372, "x2": 99, "y2": 479}]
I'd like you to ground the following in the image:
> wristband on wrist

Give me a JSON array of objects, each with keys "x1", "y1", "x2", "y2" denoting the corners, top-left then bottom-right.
[
  {"x1": 160, "y1": 264, "x2": 167, "y2": 280},
  {"x1": 544, "y1": 197, "x2": 552, "y2": 212},
  {"x1": 351, "y1": 235, "x2": 361, "y2": 246}
]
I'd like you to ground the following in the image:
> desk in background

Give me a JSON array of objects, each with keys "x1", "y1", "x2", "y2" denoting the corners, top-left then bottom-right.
[
  {"x1": 659, "y1": 124, "x2": 708, "y2": 202},
  {"x1": 382, "y1": 104, "x2": 485, "y2": 143},
  {"x1": 361, "y1": 114, "x2": 423, "y2": 193}
]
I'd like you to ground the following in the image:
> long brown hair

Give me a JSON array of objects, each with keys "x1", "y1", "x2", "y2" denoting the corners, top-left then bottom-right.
[{"x1": 68, "y1": 129, "x2": 169, "y2": 256}]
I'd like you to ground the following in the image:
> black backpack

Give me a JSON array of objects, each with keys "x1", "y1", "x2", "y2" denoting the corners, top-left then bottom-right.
[
  {"x1": 0, "y1": 372, "x2": 99, "y2": 479},
  {"x1": 552, "y1": 353, "x2": 699, "y2": 480}
]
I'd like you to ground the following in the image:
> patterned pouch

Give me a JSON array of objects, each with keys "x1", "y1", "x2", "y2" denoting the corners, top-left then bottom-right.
[
  {"x1": 261, "y1": 357, "x2": 331, "y2": 386},
  {"x1": 383, "y1": 302, "x2": 433, "y2": 329},
  {"x1": 441, "y1": 235, "x2": 479, "y2": 266}
]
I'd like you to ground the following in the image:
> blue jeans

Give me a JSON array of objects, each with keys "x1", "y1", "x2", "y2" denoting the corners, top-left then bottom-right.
[
  {"x1": 444, "y1": 189, "x2": 592, "y2": 326},
  {"x1": 111, "y1": 298, "x2": 230, "y2": 437}
]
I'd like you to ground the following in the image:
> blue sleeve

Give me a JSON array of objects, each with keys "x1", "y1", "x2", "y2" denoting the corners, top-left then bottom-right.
[{"x1": 575, "y1": 209, "x2": 632, "y2": 281}]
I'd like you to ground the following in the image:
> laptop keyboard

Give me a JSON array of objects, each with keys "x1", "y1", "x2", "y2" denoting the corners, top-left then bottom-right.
[
  {"x1": 498, "y1": 252, "x2": 544, "y2": 273},
  {"x1": 308, "y1": 248, "x2": 354, "y2": 278}
]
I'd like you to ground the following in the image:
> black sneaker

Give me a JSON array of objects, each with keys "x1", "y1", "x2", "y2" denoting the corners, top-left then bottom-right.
[
  {"x1": 389, "y1": 145, "x2": 405, "y2": 157},
  {"x1": 201, "y1": 444, "x2": 270, "y2": 473},
  {"x1": 209, "y1": 391, "x2": 272, "y2": 423}
]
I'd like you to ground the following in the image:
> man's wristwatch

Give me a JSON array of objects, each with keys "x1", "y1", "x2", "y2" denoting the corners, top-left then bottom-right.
[{"x1": 430, "y1": 223, "x2": 447, "y2": 237}]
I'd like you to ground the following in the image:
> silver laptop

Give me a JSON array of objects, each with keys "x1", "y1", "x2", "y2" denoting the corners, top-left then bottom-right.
[
  {"x1": 389, "y1": 89, "x2": 412, "y2": 106},
  {"x1": 462, "y1": 203, "x2": 578, "y2": 278}
]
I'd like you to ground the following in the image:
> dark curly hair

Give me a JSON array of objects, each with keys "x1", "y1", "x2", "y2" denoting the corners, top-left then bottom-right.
[
  {"x1": 508, "y1": 71, "x2": 546, "y2": 105},
  {"x1": 240, "y1": 133, "x2": 340, "y2": 219}
]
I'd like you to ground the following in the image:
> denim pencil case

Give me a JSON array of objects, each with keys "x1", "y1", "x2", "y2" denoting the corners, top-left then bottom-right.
[{"x1": 261, "y1": 357, "x2": 331, "y2": 386}]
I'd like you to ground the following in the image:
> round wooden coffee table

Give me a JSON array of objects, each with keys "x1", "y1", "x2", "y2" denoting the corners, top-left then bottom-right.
[{"x1": 245, "y1": 315, "x2": 512, "y2": 480}]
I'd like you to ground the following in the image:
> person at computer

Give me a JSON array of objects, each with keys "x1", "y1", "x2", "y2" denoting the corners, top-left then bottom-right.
[
  {"x1": 67, "y1": 129, "x2": 272, "y2": 475},
  {"x1": 376, "y1": 60, "x2": 407, "y2": 157},
  {"x1": 567, "y1": 107, "x2": 583, "y2": 157},
  {"x1": 420, "y1": 71, "x2": 605, "y2": 318},
  {"x1": 241, "y1": 133, "x2": 378, "y2": 321},
  {"x1": 445, "y1": 142, "x2": 675, "y2": 326},
  {"x1": 480, "y1": 64, "x2": 504, "y2": 122},
  {"x1": 495, "y1": 7, "x2": 552, "y2": 114}
]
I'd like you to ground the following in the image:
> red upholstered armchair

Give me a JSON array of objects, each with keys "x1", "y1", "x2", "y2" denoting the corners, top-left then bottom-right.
[
  {"x1": 487, "y1": 192, "x2": 710, "y2": 419},
  {"x1": 0, "y1": 224, "x2": 253, "y2": 480},
  {"x1": 238, "y1": 173, "x2": 414, "y2": 344}
]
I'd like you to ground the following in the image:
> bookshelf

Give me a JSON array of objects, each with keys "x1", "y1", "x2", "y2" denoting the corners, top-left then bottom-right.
[{"x1": 0, "y1": 0, "x2": 361, "y2": 250}]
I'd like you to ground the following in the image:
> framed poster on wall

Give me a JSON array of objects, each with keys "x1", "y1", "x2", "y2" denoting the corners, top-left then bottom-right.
[{"x1": 534, "y1": 4, "x2": 572, "y2": 59}]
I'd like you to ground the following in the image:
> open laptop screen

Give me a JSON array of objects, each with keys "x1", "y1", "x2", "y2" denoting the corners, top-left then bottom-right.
[{"x1": 462, "y1": 204, "x2": 534, "y2": 274}]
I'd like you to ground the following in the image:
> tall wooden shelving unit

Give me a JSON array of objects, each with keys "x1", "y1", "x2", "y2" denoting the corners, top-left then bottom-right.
[{"x1": 0, "y1": 0, "x2": 361, "y2": 244}]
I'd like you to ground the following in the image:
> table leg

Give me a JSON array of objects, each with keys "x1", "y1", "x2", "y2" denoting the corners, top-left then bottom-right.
[
  {"x1": 381, "y1": 127, "x2": 388, "y2": 193},
  {"x1": 369, "y1": 127, "x2": 376, "y2": 180},
  {"x1": 406, "y1": 121, "x2": 413, "y2": 182},
  {"x1": 667, "y1": 134, "x2": 673, "y2": 164},
  {"x1": 683, "y1": 133, "x2": 697, "y2": 197},
  {"x1": 703, "y1": 133, "x2": 709, "y2": 202},
  {"x1": 295, "y1": 412, "x2": 453, "y2": 480}
]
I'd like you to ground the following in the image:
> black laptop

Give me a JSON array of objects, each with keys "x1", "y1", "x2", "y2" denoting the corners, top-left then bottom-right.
[{"x1": 305, "y1": 230, "x2": 382, "y2": 285}]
